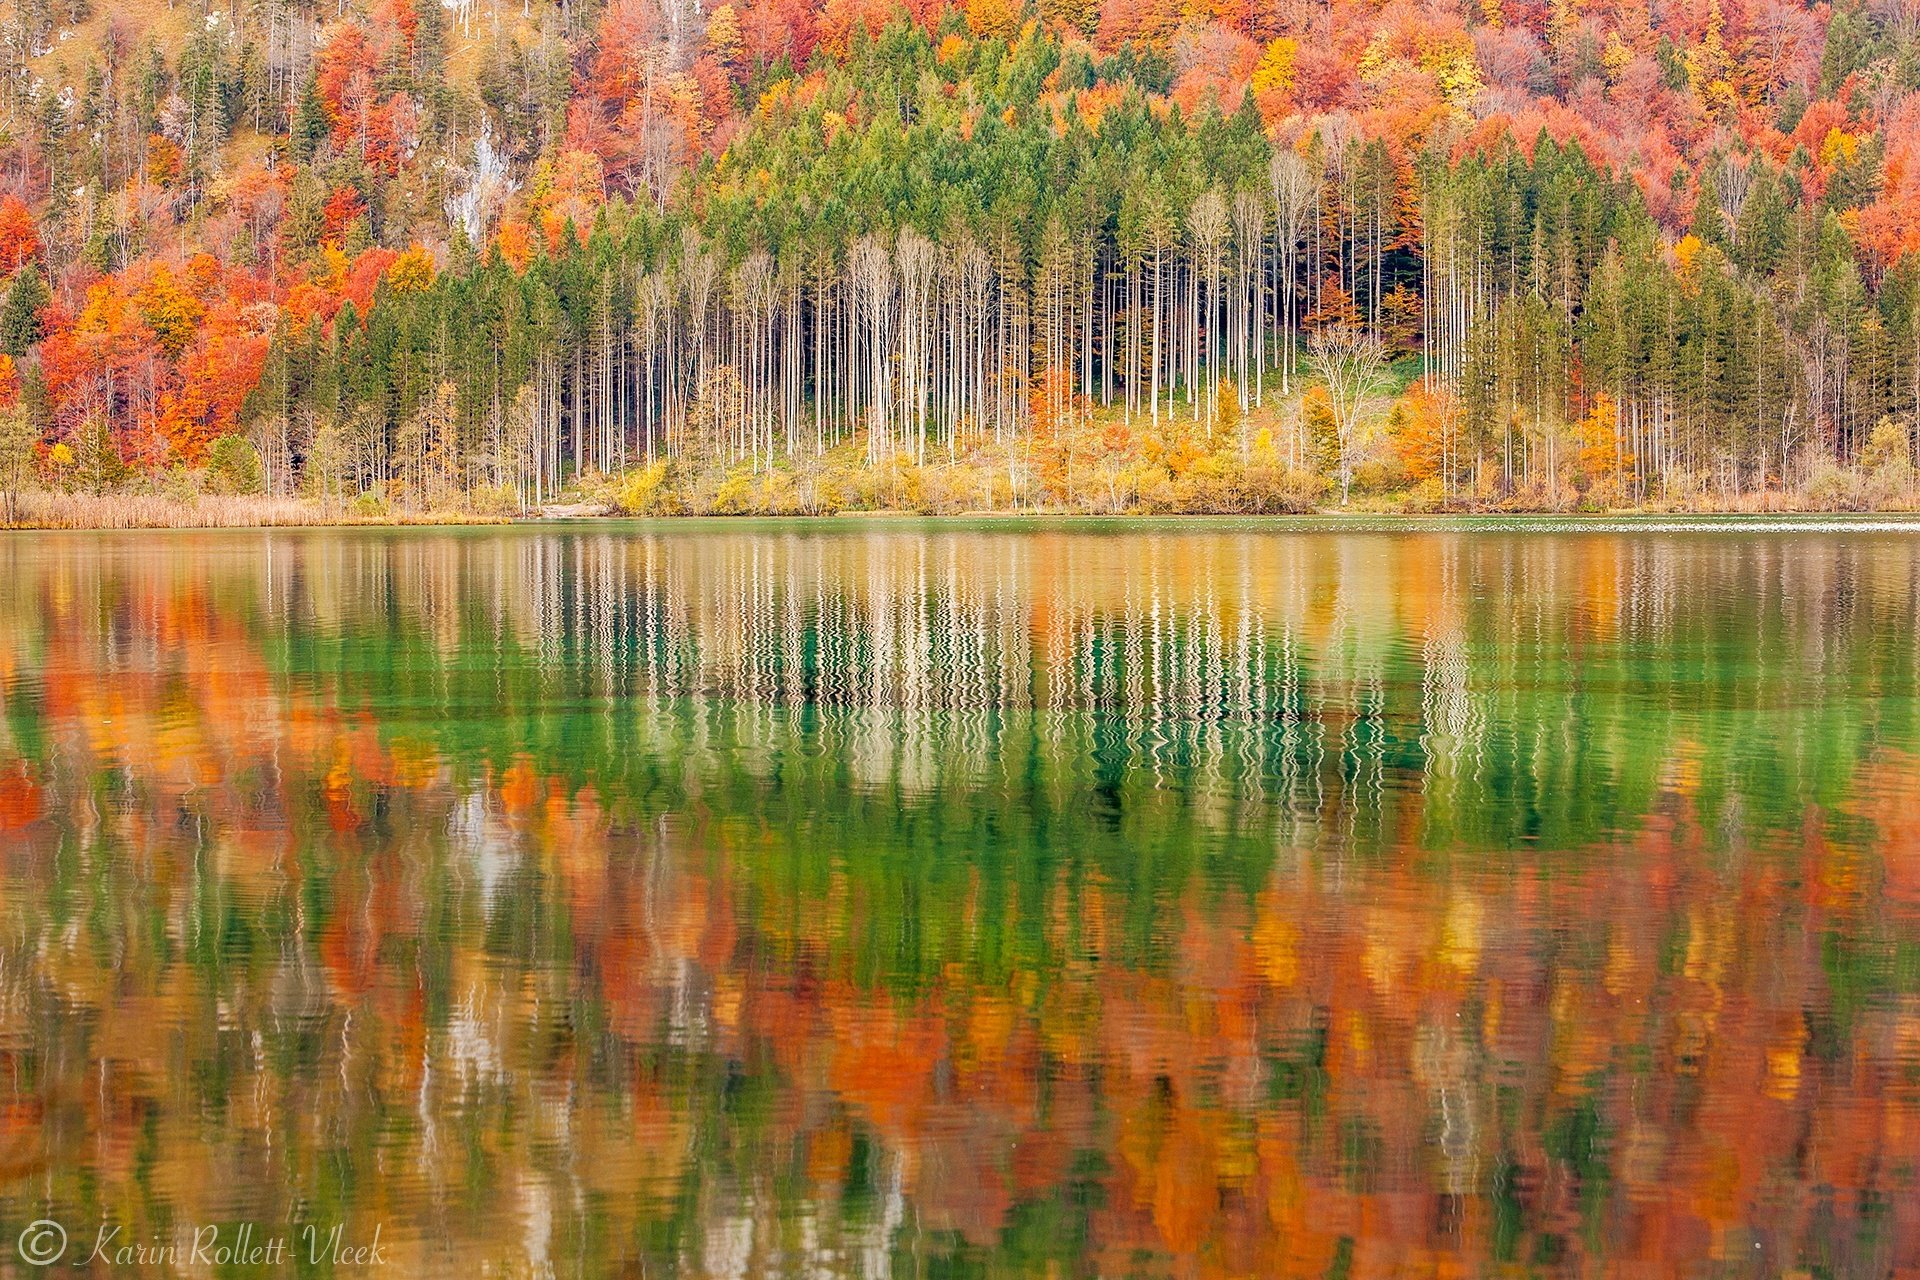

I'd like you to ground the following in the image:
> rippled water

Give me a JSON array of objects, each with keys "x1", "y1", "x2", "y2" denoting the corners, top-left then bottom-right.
[{"x1": 3, "y1": 519, "x2": 1920, "y2": 1276}]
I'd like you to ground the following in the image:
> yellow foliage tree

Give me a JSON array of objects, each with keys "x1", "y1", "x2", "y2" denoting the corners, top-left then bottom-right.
[
  {"x1": 1673, "y1": 234, "x2": 1703, "y2": 276},
  {"x1": 1861, "y1": 417, "x2": 1913, "y2": 473},
  {"x1": 1212, "y1": 380, "x2": 1240, "y2": 450},
  {"x1": 386, "y1": 246, "x2": 436, "y2": 292},
  {"x1": 1424, "y1": 39, "x2": 1484, "y2": 109},
  {"x1": 1685, "y1": 0, "x2": 1737, "y2": 116},
  {"x1": 705, "y1": 3, "x2": 744, "y2": 62},
  {"x1": 1251, "y1": 39, "x2": 1298, "y2": 96},
  {"x1": 133, "y1": 267, "x2": 206, "y2": 360},
  {"x1": 314, "y1": 244, "x2": 351, "y2": 292},
  {"x1": 1819, "y1": 128, "x2": 1862, "y2": 167},
  {"x1": 1302, "y1": 386, "x2": 1338, "y2": 474}
]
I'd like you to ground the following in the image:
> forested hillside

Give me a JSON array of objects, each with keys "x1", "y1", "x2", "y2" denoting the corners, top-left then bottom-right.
[{"x1": 1, "y1": 0, "x2": 1918, "y2": 514}]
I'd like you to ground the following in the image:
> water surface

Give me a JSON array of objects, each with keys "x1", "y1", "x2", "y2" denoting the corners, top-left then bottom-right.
[{"x1": 3, "y1": 519, "x2": 1919, "y2": 1276}]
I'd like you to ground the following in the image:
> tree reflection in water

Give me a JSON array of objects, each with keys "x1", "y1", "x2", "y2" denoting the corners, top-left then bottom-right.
[{"x1": 0, "y1": 523, "x2": 1916, "y2": 1277}]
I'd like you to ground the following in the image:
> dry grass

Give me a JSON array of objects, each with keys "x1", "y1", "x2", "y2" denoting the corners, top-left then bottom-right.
[
  {"x1": 7, "y1": 470, "x2": 1919, "y2": 530},
  {"x1": 6, "y1": 492, "x2": 511, "y2": 530}
]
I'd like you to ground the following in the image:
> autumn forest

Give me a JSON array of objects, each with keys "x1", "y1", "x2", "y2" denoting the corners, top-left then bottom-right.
[{"x1": 0, "y1": 0, "x2": 1918, "y2": 519}]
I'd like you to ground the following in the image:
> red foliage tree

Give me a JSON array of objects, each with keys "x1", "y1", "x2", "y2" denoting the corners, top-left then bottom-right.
[{"x1": 322, "y1": 186, "x2": 370, "y2": 243}]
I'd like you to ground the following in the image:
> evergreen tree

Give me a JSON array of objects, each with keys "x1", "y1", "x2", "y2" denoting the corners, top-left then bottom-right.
[{"x1": 0, "y1": 266, "x2": 50, "y2": 357}]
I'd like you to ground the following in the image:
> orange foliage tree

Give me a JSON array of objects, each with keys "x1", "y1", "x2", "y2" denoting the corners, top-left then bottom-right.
[
  {"x1": 1387, "y1": 383, "x2": 1459, "y2": 485},
  {"x1": 1576, "y1": 392, "x2": 1631, "y2": 493},
  {"x1": 0, "y1": 196, "x2": 40, "y2": 274},
  {"x1": 159, "y1": 306, "x2": 271, "y2": 462},
  {"x1": 1028, "y1": 365, "x2": 1089, "y2": 502}
]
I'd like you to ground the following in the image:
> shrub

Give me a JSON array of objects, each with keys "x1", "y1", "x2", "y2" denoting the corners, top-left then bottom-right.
[
  {"x1": 918, "y1": 462, "x2": 988, "y2": 513},
  {"x1": 1803, "y1": 457, "x2": 1864, "y2": 512},
  {"x1": 204, "y1": 435, "x2": 265, "y2": 494},
  {"x1": 710, "y1": 466, "x2": 798, "y2": 514},
  {"x1": 161, "y1": 463, "x2": 201, "y2": 502},
  {"x1": 610, "y1": 460, "x2": 673, "y2": 514},
  {"x1": 1402, "y1": 475, "x2": 1449, "y2": 513},
  {"x1": 1868, "y1": 456, "x2": 1916, "y2": 506},
  {"x1": 1350, "y1": 455, "x2": 1403, "y2": 495},
  {"x1": 712, "y1": 465, "x2": 759, "y2": 513},
  {"x1": 465, "y1": 484, "x2": 523, "y2": 516}
]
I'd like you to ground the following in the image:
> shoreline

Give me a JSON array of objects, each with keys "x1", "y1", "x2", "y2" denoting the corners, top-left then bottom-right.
[{"x1": 10, "y1": 503, "x2": 1920, "y2": 533}]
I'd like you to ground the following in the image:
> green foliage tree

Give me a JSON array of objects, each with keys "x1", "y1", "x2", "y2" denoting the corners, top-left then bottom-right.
[{"x1": 0, "y1": 265, "x2": 50, "y2": 357}]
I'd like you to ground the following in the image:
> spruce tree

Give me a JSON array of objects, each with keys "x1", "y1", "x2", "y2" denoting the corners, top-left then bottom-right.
[{"x1": 0, "y1": 265, "x2": 50, "y2": 357}]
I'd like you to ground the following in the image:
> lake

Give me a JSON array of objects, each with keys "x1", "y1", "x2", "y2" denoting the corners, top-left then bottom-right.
[{"x1": 2, "y1": 518, "x2": 1918, "y2": 1276}]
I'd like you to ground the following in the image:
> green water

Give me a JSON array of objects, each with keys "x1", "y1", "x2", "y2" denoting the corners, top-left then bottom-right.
[{"x1": 1, "y1": 519, "x2": 1918, "y2": 1276}]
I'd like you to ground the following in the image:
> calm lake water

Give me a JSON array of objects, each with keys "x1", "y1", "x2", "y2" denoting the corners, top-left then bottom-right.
[{"x1": 3, "y1": 518, "x2": 1919, "y2": 1276}]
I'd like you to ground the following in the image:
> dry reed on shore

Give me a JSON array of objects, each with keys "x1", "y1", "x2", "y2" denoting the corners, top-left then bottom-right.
[{"x1": 5, "y1": 492, "x2": 510, "y2": 530}]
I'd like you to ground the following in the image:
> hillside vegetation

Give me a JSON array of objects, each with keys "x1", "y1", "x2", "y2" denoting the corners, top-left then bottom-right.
[{"x1": 0, "y1": 0, "x2": 1918, "y2": 516}]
